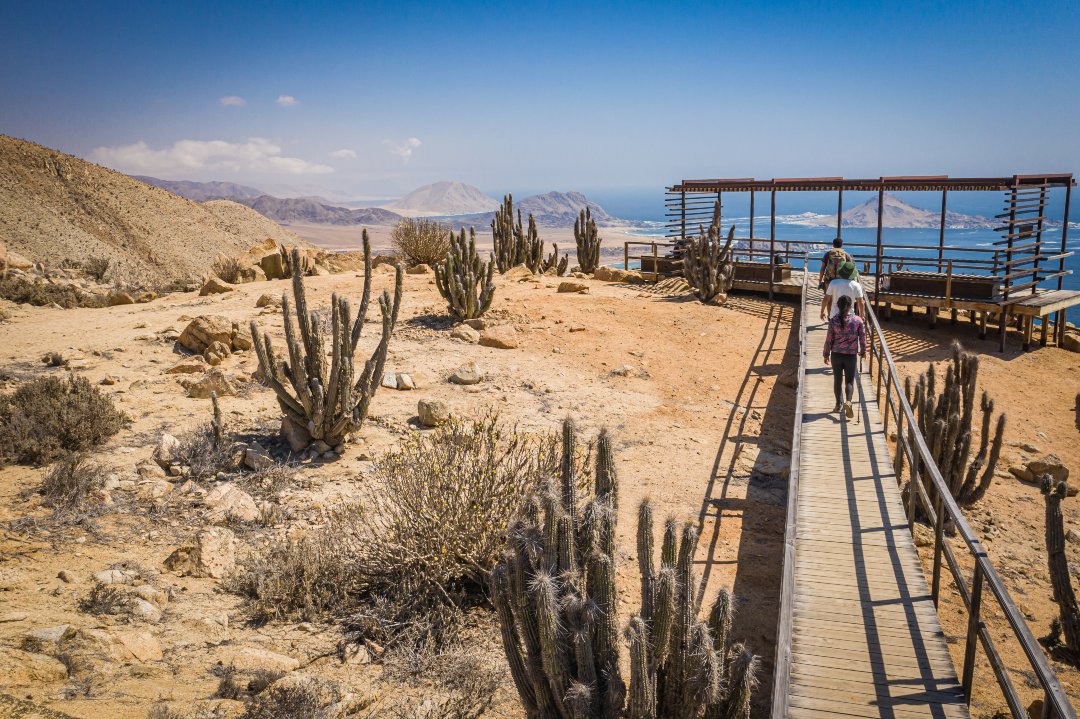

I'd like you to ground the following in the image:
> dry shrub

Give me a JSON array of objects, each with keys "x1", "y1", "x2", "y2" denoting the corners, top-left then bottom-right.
[
  {"x1": 383, "y1": 648, "x2": 503, "y2": 719},
  {"x1": 242, "y1": 675, "x2": 375, "y2": 719},
  {"x1": 175, "y1": 424, "x2": 239, "y2": 480},
  {"x1": 212, "y1": 255, "x2": 245, "y2": 284},
  {"x1": 231, "y1": 415, "x2": 583, "y2": 648},
  {"x1": 0, "y1": 375, "x2": 127, "y2": 465},
  {"x1": 78, "y1": 582, "x2": 134, "y2": 616},
  {"x1": 41, "y1": 452, "x2": 104, "y2": 520},
  {"x1": 0, "y1": 275, "x2": 84, "y2": 308},
  {"x1": 391, "y1": 218, "x2": 451, "y2": 267},
  {"x1": 82, "y1": 256, "x2": 111, "y2": 282}
]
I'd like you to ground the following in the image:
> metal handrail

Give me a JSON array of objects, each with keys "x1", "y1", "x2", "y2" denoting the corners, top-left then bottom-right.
[
  {"x1": 863, "y1": 302, "x2": 1076, "y2": 719},
  {"x1": 770, "y1": 252, "x2": 808, "y2": 719}
]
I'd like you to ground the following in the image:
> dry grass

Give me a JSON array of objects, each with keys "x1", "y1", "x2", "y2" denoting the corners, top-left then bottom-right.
[
  {"x1": 0, "y1": 375, "x2": 127, "y2": 465},
  {"x1": 40, "y1": 452, "x2": 105, "y2": 521},
  {"x1": 212, "y1": 255, "x2": 245, "y2": 284},
  {"x1": 391, "y1": 218, "x2": 451, "y2": 267}
]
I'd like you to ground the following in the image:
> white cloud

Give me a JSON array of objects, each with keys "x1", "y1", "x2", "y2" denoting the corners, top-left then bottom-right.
[
  {"x1": 276, "y1": 95, "x2": 298, "y2": 107},
  {"x1": 382, "y1": 137, "x2": 422, "y2": 162},
  {"x1": 219, "y1": 95, "x2": 246, "y2": 107},
  {"x1": 329, "y1": 148, "x2": 357, "y2": 159},
  {"x1": 90, "y1": 138, "x2": 334, "y2": 175}
]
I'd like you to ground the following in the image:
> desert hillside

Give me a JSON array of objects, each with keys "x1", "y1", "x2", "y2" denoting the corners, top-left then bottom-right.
[
  {"x1": 0, "y1": 136, "x2": 302, "y2": 285},
  {"x1": 384, "y1": 180, "x2": 500, "y2": 216}
]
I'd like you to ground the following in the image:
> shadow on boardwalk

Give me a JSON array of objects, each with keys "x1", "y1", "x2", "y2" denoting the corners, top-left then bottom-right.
[{"x1": 693, "y1": 293, "x2": 800, "y2": 718}]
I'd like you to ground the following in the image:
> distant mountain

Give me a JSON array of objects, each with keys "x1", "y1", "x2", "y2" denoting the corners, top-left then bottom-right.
[
  {"x1": 842, "y1": 193, "x2": 995, "y2": 229},
  {"x1": 517, "y1": 191, "x2": 613, "y2": 226},
  {"x1": 385, "y1": 181, "x2": 501, "y2": 216},
  {"x1": 228, "y1": 195, "x2": 403, "y2": 226},
  {"x1": 133, "y1": 176, "x2": 265, "y2": 202}
]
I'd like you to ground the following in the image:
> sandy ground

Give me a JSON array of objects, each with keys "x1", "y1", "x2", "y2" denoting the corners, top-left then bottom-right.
[{"x1": 0, "y1": 268, "x2": 796, "y2": 717}]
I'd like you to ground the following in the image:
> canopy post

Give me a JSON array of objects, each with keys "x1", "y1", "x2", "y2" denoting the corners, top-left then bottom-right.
[
  {"x1": 874, "y1": 184, "x2": 884, "y2": 310},
  {"x1": 938, "y1": 189, "x2": 948, "y2": 272},
  {"x1": 1059, "y1": 180, "x2": 1073, "y2": 291},
  {"x1": 769, "y1": 187, "x2": 776, "y2": 300},
  {"x1": 749, "y1": 190, "x2": 756, "y2": 262},
  {"x1": 836, "y1": 187, "x2": 844, "y2": 240}
]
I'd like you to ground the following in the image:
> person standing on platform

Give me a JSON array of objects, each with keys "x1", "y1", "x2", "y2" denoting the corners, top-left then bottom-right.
[
  {"x1": 821, "y1": 260, "x2": 865, "y2": 321},
  {"x1": 823, "y1": 294, "x2": 867, "y2": 419}
]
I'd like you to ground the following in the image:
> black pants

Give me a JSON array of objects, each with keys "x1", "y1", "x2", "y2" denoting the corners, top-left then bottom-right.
[{"x1": 831, "y1": 352, "x2": 857, "y2": 405}]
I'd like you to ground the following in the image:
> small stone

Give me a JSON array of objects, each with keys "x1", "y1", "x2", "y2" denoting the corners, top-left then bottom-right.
[
  {"x1": 417, "y1": 399, "x2": 450, "y2": 427},
  {"x1": 137, "y1": 479, "x2": 173, "y2": 500},
  {"x1": 94, "y1": 568, "x2": 137, "y2": 585},
  {"x1": 137, "y1": 459, "x2": 167, "y2": 478},
  {"x1": 57, "y1": 570, "x2": 76, "y2": 583},
  {"x1": 205, "y1": 485, "x2": 259, "y2": 523},
  {"x1": 280, "y1": 416, "x2": 311, "y2": 453},
  {"x1": 100, "y1": 375, "x2": 119, "y2": 385},
  {"x1": 0, "y1": 611, "x2": 28, "y2": 623},
  {"x1": 568, "y1": 325, "x2": 586, "y2": 333},
  {"x1": 1027, "y1": 453, "x2": 1070, "y2": 483},
  {"x1": 211, "y1": 645, "x2": 300, "y2": 674},
  {"x1": 182, "y1": 368, "x2": 237, "y2": 398},
  {"x1": 128, "y1": 598, "x2": 162, "y2": 623},
  {"x1": 557, "y1": 281, "x2": 589, "y2": 294},
  {"x1": 311, "y1": 440, "x2": 332, "y2": 454},
  {"x1": 381, "y1": 371, "x2": 397, "y2": 389},
  {"x1": 610, "y1": 364, "x2": 634, "y2": 377},
  {"x1": 199, "y1": 277, "x2": 236, "y2": 296},
  {"x1": 1021, "y1": 443, "x2": 1041, "y2": 453},
  {"x1": 1008, "y1": 465, "x2": 1035, "y2": 483},
  {"x1": 24, "y1": 625, "x2": 75, "y2": 646},
  {"x1": 406, "y1": 264, "x2": 432, "y2": 274},
  {"x1": 163, "y1": 527, "x2": 236, "y2": 578},
  {"x1": 153, "y1": 434, "x2": 181, "y2": 469},
  {"x1": 256, "y1": 293, "x2": 280, "y2": 308},
  {"x1": 479, "y1": 326, "x2": 519, "y2": 349},
  {"x1": 450, "y1": 325, "x2": 481, "y2": 343},
  {"x1": 450, "y1": 361, "x2": 482, "y2": 385},
  {"x1": 165, "y1": 356, "x2": 209, "y2": 375},
  {"x1": 396, "y1": 373, "x2": 416, "y2": 390},
  {"x1": 463, "y1": 318, "x2": 486, "y2": 330},
  {"x1": 108, "y1": 292, "x2": 136, "y2": 306},
  {"x1": 244, "y1": 444, "x2": 276, "y2": 471}
]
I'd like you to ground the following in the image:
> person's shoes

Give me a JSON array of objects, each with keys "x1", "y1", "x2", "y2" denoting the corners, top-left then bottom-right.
[
  {"x1": 844, "y1": 401, "x2": 854, "y2": 419},
  {"x1": 832, "y1": 403, "x2": 842, "y2": 413}
]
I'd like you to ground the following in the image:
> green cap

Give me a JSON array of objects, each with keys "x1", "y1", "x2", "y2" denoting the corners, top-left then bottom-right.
[{"x1": 838, "y1": 261, "x2": 857, "y2": 279}]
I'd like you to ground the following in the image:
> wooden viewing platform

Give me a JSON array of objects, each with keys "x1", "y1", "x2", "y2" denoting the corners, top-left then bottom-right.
[{"x1": 775, "y1": 284, "x2": 969, "y2": 719}]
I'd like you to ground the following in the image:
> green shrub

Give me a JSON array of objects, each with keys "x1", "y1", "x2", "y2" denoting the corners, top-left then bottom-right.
[{"x1": 0, "y1": 375, "x2": 127, "y2": 465}]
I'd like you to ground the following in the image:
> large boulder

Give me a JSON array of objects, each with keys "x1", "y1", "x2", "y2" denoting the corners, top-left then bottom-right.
[
  {"x1": 199, "y1": 277, "x2": 236, "y2": 296},
  {"x1": 594, "y1": 265, "x2": 643, "y2": 283},
  {"x1": 479, "y1": 326, "x2": 519, "y2": 349},
  {"x1": 259, "y1": 251, "x2": 288, "y2": 280},
  {"x1": 1027, "y1": 453, "x2": 1070, "y2": 483},
  {"x1": 178, "y1": 315, "x2": 235, "y2": 353},
  {"x1": 204, "y1": 484, "x2": 259, "y2": 524}
]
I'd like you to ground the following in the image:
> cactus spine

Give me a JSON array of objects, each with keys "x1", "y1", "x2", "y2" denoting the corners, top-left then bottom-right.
[
  {"x1": 250, "y1": 232, "x2": 402, "y2": 449},
  {"x1": 491, "y1": 422, "x2": 756, "y2": 718},
  {"x1": 433, "y1": 226, "x2": 495, "y2": 320},
  {"x1": 682, "y1": 200, "x2": 735, "y2": 304},
  {"x1": 575, "y1": 208, "x2": 601, "y2": 274},
  {"x1": 492, "y1": 194, "x2": 544, "y2": 273},
  {"x1": 1042, "y1": 477, "x2": 1080, "y2": 664}
]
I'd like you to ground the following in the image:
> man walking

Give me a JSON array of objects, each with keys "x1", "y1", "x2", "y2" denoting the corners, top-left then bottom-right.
[{"x1": 821, "y1": 260, "x2": 865, "y2": 321}]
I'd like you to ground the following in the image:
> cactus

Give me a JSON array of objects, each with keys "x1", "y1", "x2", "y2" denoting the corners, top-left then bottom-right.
[
  {"x1": 250, "y1": 232, "x2": 402, "y2": 450},
  {"x1": 491, "y1": 421, "x2": 756, "y2": 719},
  {"x1": 1042, "y1": 477, "x2": 1080, "y2": 664},
  {"x1": 903, "y1": 342, "x2": 1006, "y2": 512},
  {"x1": 492, "y1": 194, "x2": 544, "y2": 273},
  {"x1": 543, "y1": 243, "x2": 569, "y2": 276},
  {"x1": 433, "y1": 226, "x2": 495, "y2": 320},
  {"x1": 575, "y1": 208, "x2": 601, "y2": 274},
  {"x1": 682, "y1": 201, "x2": 735, "y2": 304},
  {"x1": 210, "y1": 391, "x2": 225, "y2": 449}
]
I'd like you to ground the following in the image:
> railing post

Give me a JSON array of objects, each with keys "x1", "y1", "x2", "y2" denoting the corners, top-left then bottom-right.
[
  {"x1": 906, "y1": 427, "x2": 918, "y2": 531},
  {"x1": 962, "y1": 563, "x2": 985, "y2": 701},
  {"x1": 931, "y1": 489, "x2": 946, "y2": 605},
  {"x1": 883, "y1": 371, "x2": 892, "y2": 435}
]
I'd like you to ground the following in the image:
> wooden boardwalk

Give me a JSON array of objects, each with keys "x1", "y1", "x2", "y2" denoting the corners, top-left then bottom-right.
[{"x1": 782, "y1": 286, "x2": 969, "y2": 719}]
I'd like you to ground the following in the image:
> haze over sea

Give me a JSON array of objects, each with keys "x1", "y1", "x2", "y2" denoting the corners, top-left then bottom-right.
[{"x1": 590, "y1": 189, "x2": 1080, "y2": 291}]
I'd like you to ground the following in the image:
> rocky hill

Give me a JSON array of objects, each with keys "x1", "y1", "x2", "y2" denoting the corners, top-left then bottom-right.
[
  {"x1": 228, "y1": 195, "x2": 402, "y2": 226},
  {"x1": 842, "y1": 193, "x2": 995, "y2": 229},
  {"x1": 384, "y1": 181, "x2": 500, "y2": 216},
  {"x1": 133, "y1": 176, "x2": 265, "y2": 202},
  {"x1": 0, "y1": 136, "x2": 302, "y2": 284},
  {"x1": 518, "y1": 191, "x2": 613, "y2": 226}
]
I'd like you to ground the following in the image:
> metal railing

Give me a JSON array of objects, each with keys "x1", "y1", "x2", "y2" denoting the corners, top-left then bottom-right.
[{"x1": 862, "y1": 303, "x2": 1076, "y2": 719}]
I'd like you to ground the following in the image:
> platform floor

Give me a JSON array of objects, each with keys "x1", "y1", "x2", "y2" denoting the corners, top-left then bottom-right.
[{"x1": 784, "y1": 287, "x2": 969, "y2": 719}]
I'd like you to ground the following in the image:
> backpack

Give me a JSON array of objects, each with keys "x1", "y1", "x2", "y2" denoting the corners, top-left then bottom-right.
[{"x1": 823, "y1": 248, "x2": 852, "y2": 283}]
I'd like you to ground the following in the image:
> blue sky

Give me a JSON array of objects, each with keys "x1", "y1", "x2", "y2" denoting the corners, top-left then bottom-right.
[{"x1": 1, "y1": 0, "x2": 1078, "y2": 200}]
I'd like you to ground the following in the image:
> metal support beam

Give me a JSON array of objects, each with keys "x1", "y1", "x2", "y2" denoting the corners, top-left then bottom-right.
[
  {"x1": 837, "y1": 187, "x2": 844, "y2": 240},
  {"x1": 769, "y1": 188, "x2": 776, "y2": 300},
  {"x1": 938, "y1": 189, "x2": 948, "y2": 272},
  {"x1": 874, "y1": 185, "x2": 884, "y2": 310}
]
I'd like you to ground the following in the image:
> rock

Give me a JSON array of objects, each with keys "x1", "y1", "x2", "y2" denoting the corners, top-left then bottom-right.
[
  {"x1": 138, "y1": 479, "x2": 173, "y2": 501},
  {"x1": 178, "y1": 315, "x2": 235, "y2": 353},
  {"x1": 1027, "y1": 453, "x2": 1070, "y2": 483},
  {"x1": 1020, "y1": 442, "x2": 1041, "y2": 453},
  {"x1": 256, "y1": 292, "x2": 280, "y2": 308},
  {"x1": 58, "y1": 570, "x2": 76, "y2": 583},
  {"x1": 137, "y1": 291, "x2": 157, "y2": 303},
  {"x1": 1, "y1": 250, "x2": 34, "y2": 271},
  {"x1": 912, "y1": 523, "x2": 934, "y2": 548},
  {"x1": 557, "y1": 281, "x2": 589, "y2": 293},
  {"x1": 136, "y1": 459, "x2": 167, "y2": 478},
  {"x1": 115, "y1": 629, "x2": 162, "y2": 661},
  {"x1": 418, "y1": 399, "x2": 450, "y2": 427},
  {"x1": 1063, "y1": 333, "x2": 1080, "y2": 353},
  {"x1": 396, "y1": 373, "x2": 416, "y2": 390},
  {"x1": 205, "y1": 485, "x2": 260, "y2": 523},
  {"x1": 183, "y1": 369, "x2": 237, "y2": 398},
  {"x1": 479, "y1": 326, "x2": 519, "y2": 349},
  {"x1": 450, "y1": 325, "x2": 481, "y2": 343},
  {"x1": 93, "y1": 568, "x2": 137, "y2": 585},
  {"x1": 1067, "y1": 529, "x2": 1080, "y2": 545},
  {"x1": 204, "y1": 340, "x2": 232, "y2": 365},
  {"x1": 164, "y1": 527, "x2": 236, "y2": 578},
  {"x1": 244, "y1": 444, "x2": 276, "y2": 471},
  {"x1": 99, "y1": 374, "x2": 119, "y2": 385},
  {"x1": 133, "y1": 584, "x2": 169, "y2": 610},
  {"x1": 165, "y1": 355, "x2": 209, "y2": 375},
  {"x1": 778, "y1": 367, "x2": 798, "y2": 388},
  {"x1": 259, "y1": 251, "x2": 288, "y2": 280},
  {"x1": 502, "y1": 265, "x2": 534, "y2": 282},
  {"x1": 108, "y1": 291, "x2": 136, "y2": 306},
  {"x1": 128, "y1": 599, "x2": 162, "y2": 623},
  {"x1": 381, "y1": 371, "x2": 397, "y2": 389},
  {"x1": 593, "y1": 265, "x2": 643, "y2": 283},
  {"x1": 1008, "y1": 465, "x2": 1035, "y2": 483},
  {"x1": 463, "y1": 318, "x2": 487, "y2": 330},
  {"x1": 24, "y1": 625, "x2": 75, "y2": 646},
  {"x1": 232, "y1": 333, "x2": 252, "y2": 351},
  {"x1": 0, "y1": 611, "x2": 27, "y2": 623},
  {"x1": 0, "y1": 650, "x2": 69, "y2": 686},
  {"x1": 450, "y1": 361, "x2": 482, "y2": 385},
  {"x1": 212, "y1": 645, "x2": 300, "y2": 674},
  {"x1": 610, "y1": 364, "x2": 635, "y2": 377},
  {"x1": 406, "y1": 264, "x2": 431, "y2": 274},
  {"x1": 199, "y1": 277, "x2": 236, "y2": 296},
  {"x1": 153, "y1": 434, "x2": 181, "y2": 469},
  {"x1": 281, "y1": 417, "x2": 311, "y2": 453}
]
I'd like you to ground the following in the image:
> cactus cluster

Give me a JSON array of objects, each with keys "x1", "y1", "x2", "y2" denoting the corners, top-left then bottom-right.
[
  {"x1": 543, "y1": 243, "x2": 569, "y2": 276},
  {"x1": 575, "y1": 208, "x2": 601, "y2": 275},
  {"x1": 250, "y1": 233, "x2": 402, "y2": 450},
  {"x1": 903, "y1": 341, "x2": 1006, "y2": 511},
  {"x1": 682, "y1": 201, "x2": 735, "y2": 304},
  {"x1": 434, "y1": 227, "x2": 495, "y2": 320},
  {"x1": 1042, "y1": 477, "x2": 1080, "y2": 664},
  {"x1": 493, "y1": 194, "x2": 544, "y2": 273},
  {"x1": 490, "y1": 420, "x2": 756, "y2": 719}
]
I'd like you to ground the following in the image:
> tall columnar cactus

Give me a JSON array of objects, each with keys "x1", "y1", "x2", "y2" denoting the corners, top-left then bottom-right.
[
  {"x1": 682, "y1": 201, "x2": 735, "y2": 304},
  {"x1": 250, "y1": 233, "x2": 402, "y2": 450},
  {"x1": 903, "y1": 341, "x2": 1006, "y2": 512},
  {"x1": 434, "y1": 227, "x2": 495, "y2": 320},
  {"x1": 542, "y1": 243, "x2": 569, "y2": 276},
  {"x1": 491, "y1": 421, "x2": 756, "y2": 719},
  {"x1": 575, "y1": 208, "x2": 601, "y2": 274},
  {"x1": 492, "y1": 194, "x2": 544, "y2": 273},
  {"x1": 1042, "y1": 477, "x2": 1080, "y2": 664}
]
